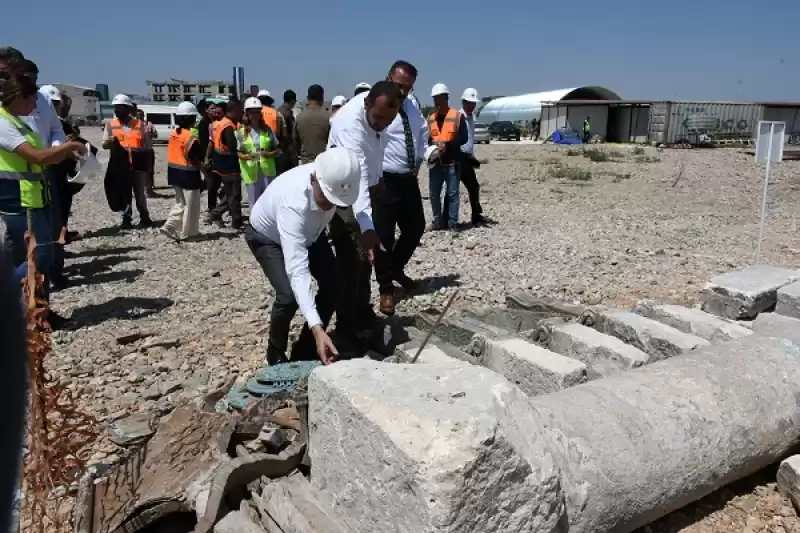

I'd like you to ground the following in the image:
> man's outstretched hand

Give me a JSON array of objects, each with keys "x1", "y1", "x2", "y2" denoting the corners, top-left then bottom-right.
[
  {"x1": 311, "y1": 326, "x2": 339, "y2": 365},
  {"x1": 360, "y1": 229, "x2": 385, "y2": 264}
]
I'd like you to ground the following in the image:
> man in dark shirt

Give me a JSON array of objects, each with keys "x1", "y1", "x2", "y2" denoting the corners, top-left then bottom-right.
[
  {"x1": 207, "y1": 99, "x2": 244, "y2": 229},
  {"x1": 426, "y1": 84, "x2": 469, "y2": 230},
  {"x1": 278, "y1": 90, "x2": 298, "y2": 171},
  {"x1": 294, "y1": 84, "x2": 330, "y2": 164}
]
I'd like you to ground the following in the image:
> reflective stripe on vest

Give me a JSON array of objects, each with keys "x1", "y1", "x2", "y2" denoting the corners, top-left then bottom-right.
[
  {"x1": 261, "y1": 107, "x2": 279, "y2": 134},
  {"x1": 167, "y1": 129, "x2": 197, "y2": 171},
  {"x1": 427, "y1": 108, "x2": 460, "y2": 144},
  {"x1": 0, "y1": 108, "x2": 48, "y2": 210},
  {"x1": 235, "y1": 127, "x2": 276, "y2": 184}
]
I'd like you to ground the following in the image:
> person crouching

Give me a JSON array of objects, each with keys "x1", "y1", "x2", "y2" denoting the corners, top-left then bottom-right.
[{"x1": 160, "y1": 102, "x2": 204, "y2": 241}]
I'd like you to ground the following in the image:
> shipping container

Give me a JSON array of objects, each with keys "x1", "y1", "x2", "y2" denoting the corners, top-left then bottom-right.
[
  {"x1": 763, "y1": 107, "x2": 800, "y2": 143},
  {"x1": 661, "y1": 102, "x2": 762, "y2": 145},
  {"x1": 608, "y1": 105, "x2": 650, "y2": 143}
]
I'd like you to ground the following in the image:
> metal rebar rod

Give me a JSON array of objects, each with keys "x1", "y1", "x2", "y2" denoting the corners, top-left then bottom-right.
[{"x1": 410, "y1": 289, "x2": 459, "y2": 364}]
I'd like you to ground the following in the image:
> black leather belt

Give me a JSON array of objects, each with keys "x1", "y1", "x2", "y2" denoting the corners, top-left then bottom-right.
[{"x1": 383, "y1": 171, "x2": 414, "y2": 178}]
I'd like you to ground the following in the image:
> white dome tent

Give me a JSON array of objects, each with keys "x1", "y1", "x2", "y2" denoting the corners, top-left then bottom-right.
[{"x1": 477, "y1": 86, "x2": 621, "y2": 124}]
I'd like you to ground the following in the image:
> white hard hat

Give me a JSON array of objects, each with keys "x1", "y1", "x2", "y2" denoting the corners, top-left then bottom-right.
[
  {"x1": 431, "y1": 83, "x2": 449, "y2": 97},
  {"x1": 111, "y1": 94, "x2": 133, "y2": 107},
  {"x1": 257, "y1": 90, "x2": 271, "y2": 98},
  {"x1": 354, "y1": 82, "x2": 372, "y2": 91},
  {"x1": 461, "y1": 88, "x2": 479, "y2": 103},
  {"x1": 331, "y1": 95, "x2": 347, "y2": 107},
  {"x1": 176, "y1": 102, "x2": 198, "y2": 116},
  {"x1": 244, "y1": 97, "x2": 262, "y2": 110},
  {"x1": 314, "y1": 147, "x2": 361, "y2": 207},
  {"x1": 39, "y1": 84, "x2": 61, "y2": 102},
  {"x1": 423, "y1": 145, "x2": 440, "y2": 167}
]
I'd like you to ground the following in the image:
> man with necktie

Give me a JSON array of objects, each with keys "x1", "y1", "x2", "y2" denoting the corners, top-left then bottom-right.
[{"x1": 372, "y1": 60, "x2": 427, "y2": 315}]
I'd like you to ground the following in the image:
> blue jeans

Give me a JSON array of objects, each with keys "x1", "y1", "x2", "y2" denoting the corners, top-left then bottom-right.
[
  {"x1": 428, "y1": 165, "x2": 459, "y2": 228},
  {"x1": 1, "y1": 208, "x2": 54, "y2": 297}
]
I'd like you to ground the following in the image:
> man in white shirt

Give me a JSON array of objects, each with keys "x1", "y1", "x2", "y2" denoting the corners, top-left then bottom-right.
[
  {"x1": 459, "y1": 88, "x2": 489, "y2": 226},
  {"x1": 372, "y1": 61, "x2": 427, "y2": 316},
  {"x1": 327, "y1": 81, "x2": 402, "y2": 347},
  {"x1": 245, "y1": 147, "x2": 361, "y2": 365}
]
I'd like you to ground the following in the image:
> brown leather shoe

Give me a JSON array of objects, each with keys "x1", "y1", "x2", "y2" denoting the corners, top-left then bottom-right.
[{"x1": 379, "y1": 294, "x2": 396, "y2": 316}]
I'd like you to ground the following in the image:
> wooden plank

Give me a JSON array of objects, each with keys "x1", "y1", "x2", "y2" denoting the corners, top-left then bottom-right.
[{"x1": 258, "y1": 475, "x2": 350, "y2": 533}]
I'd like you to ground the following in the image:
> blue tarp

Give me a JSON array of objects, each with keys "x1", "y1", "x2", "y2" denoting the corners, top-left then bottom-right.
[{"x1": 553, "y1": 128, "x2": 582, "y2": 144}]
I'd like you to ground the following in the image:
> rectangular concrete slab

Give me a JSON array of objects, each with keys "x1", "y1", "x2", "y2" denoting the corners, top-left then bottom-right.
[
  {"x1": 479, "y1": 337, "x2": 588, "y2": 396},
  {"x1": 397, "y1": 343, "x2": 464, "y2": 365},
  {"x1": 546, "y1": 322, "x2": 649, "y2": 378},
  {"x1": 753, "y1": 312, "x2": 800, "y2": 344},
  {"x1": 597, "y1": 310, "x2": 710, "y2": 361},
  {"x1": 416, "y1": 314, "x2": 511, "y2": 349},
  {"x1": 308, "y1": 359, "x2": 565, "y2": 533},
  {"x1": 397, "y1": 327, "x2": 479, "y2": 365},
  {"x1": 776, "y1": 280, "x2": 800, "y2": 319},
  {"x1": 701, "y1": 265, "x2": 800, "y2": 319},
  {"x1": 632, "y1": 301, "x2": 752, "y2": 343}
]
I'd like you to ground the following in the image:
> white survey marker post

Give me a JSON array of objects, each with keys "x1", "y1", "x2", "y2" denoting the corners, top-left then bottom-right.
[{"x1": 754, "y1": 121, "x2": 785, "y2": 264}]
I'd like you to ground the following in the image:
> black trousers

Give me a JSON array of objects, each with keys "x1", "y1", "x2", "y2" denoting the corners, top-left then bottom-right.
[
  {"x1": 245, "y1": 225, "x2": 338, "y2": 365},
  {"x1": 206, "y1": 173, "x2": 227, "y2": 212},
  {"x1": 329, "y1": 206, "x2": 374, "y2": 336},
  {"x1": 47, "y1": 168, "x2": 67, "y2": 278},
  {"x1": 373, "y1": 172, "x2": 425, "y2": 295},
  {"x1": 209, "y1": 174, "x2": 242, "y2": 227},
  {"x1": 459, "y1": 162, "x2": 483, "y2": 221}
]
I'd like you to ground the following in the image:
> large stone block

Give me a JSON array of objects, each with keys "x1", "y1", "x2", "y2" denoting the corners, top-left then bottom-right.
[
  {"x1": 545, "y1": 322, "x2": 649, "y2": 378},
  {"x1": 416, "y1": 313, "x2": 511, "y2": 349},
  {"x1": 632, "y1": 300, "x2": 752, "y2": 343},
  {"x1": 478, "y1": 337, "x2": 588, "y2": 396},
  {"x1": 701, "y1": 265, "x2": 800, "y2": 319},
  {"x1": 308, "y1": 360, "x2": 565, "y2": 533},
  {"x1": 753, "y1": 312, "x2": 800, "y2": 344},
  {"x1": 594, "y1": 310, "x2": 710, "y2": 361},
  {"x1": 777, "y1": 455, "x2": 800, "y2": 511},
  {"x1": 777, "y1": 280, "x2": 800, "y2": 319},
  {"x1": 398, "y1": 327, "x2": 479, "y2": 365},
  {"x1": 462, "y1": 306, "x2": 548, "y2": 333}
]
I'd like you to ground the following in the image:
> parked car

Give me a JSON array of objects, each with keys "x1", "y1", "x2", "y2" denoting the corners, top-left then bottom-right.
[
  {"x1": 474, "y1": 122, "x2": 490, "y2": 144},
  {"x1": 489, "y1": 121, "x2": 521, "y2": 141}
]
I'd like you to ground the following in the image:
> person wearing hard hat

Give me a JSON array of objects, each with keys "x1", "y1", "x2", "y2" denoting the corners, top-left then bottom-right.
[
  {"x1": 459, "y1": 87, "x2": 489, "y2": 226},
  {"x1": 102, "y1": 94, "x2": 154, "y2": 229},
  {"x1": 294, "y1": 84, "x2": 330, "y2": 164},
  {"x1": 371, "y1": 60, "x2": 427, "y2": 316},
  {"x1": 132, "y1": 104, "x2": 158, "y2": 198},
  {"x1": 258, "y1": 90, "x2": 291, "y2": 175},
  {"x1": 327, "y1": 81, "x2": 402, "y2": 350},
  {"x1": 353, "y1": 82, "x2": 371, "y2": 97},
  {"x1": 426, "y1": 83, "x2": 468, "y2": 230},
  {"x1": 238, "y1": 97, "x2": 281, "y2": 208},
  {"x1": 330, "y1": 95, "x2": 347, "y2": 121},
  {"x1": 207, "y1": 98, "x2": 245, "y2": 230},
  {"x1": 245, "y1": 147, "x2": 361, "y2": 365},
  {"x1": 160, "y1": 102, "x2": 204, "y2": 242}
]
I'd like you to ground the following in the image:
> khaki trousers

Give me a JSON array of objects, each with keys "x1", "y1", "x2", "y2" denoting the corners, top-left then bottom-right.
[{"x1": 163, "y1": 187, "x2": 201, "y2": 238}]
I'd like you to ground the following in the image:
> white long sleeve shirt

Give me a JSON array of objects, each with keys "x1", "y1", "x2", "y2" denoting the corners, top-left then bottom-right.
[
  {"x1": 327, "y1": 92, "x2": 386, "y2": 232},
  {"x1": 22, "y1": 93, "x2": 66, "y2": 147},
  {"x1": 459, "y1": 109, "x2": 475, "y2": 155},
  {"x1": 249, "y1": 163, "x2": 336, "y2": 329},
  {"x1": 382, "y1": 97, "x2": 427, "y2": 174}
]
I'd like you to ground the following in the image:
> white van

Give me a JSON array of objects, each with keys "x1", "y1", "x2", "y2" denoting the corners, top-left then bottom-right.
[{"x1": 136, "y1": 104, "x2": 182, "y2": 144}]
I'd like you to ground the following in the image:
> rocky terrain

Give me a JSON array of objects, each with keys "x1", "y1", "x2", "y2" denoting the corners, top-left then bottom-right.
[{"x1": 44, "y1": 130, "x2": 800, "y2": 532}]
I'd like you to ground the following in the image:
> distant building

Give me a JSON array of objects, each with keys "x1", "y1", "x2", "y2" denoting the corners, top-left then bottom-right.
[
  {"x1": 146, "y1": 79, "x2": 236, "y2": 102},
  {"x1": 51, "y1": 84, "x2": 101, "y2": 120}
]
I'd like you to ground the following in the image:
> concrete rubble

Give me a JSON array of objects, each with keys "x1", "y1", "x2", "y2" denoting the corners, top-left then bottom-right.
[
  {"x1": 776, "y1": 280, "x2": 800, "y2": 319},
  {"x1": 76, "y1": 264, "x2": 800, "y2": 533},
  {"x1": 701, "y1": 265, "x2": 800, "y2": 319}
]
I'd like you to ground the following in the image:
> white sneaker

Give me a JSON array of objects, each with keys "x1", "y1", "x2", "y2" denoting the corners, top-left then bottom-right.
[{"x1": 159, "y1": 226, "x2": 181, "y2": 242}]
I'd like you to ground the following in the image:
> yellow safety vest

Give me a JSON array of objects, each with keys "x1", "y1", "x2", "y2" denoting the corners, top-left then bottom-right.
[
  {"x1": 236, "y1": 127, "x2": 276, "y2": 185},
  {"x1": 0, "y1": 108, "x2": 49, "y2": 212}
]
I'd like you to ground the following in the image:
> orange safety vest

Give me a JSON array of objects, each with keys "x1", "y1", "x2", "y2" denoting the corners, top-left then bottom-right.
[
  {"x1": 109, "y1": 117, "x2": 148, "y2": 170},
  {"x1": 167, "y1": 129, "x2": 202, "y2": 189},
  {"x1": 211, "y1": 117, "x2": 239, "y2": 176},
  {"x1": 261, "y1": 107, "x2": 279, "y2": 134},
  {"x1": 427, "y1": 108, "x2": 460, "y2": 166}
]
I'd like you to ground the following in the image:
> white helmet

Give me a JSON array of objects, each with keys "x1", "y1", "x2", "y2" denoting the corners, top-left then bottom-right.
[
  {"x1": 331, "y1": 95, "x2": 347, "y2": 107},
  {"x1": 39, "y1": 84, "x2": 61, "y2": 102},
  {"x1": 176, "y1": 102, "x2": 198, "y2": 116},
  {"x1": 111, "y1": 94, "x2": 133, "y2": 107},
  {"x1": 431, "y1": 83, "x2": 449, "y2": 97},
  {"x1": 354, "y1": 82, "x2": 372, "y2": 92},
  {"x1": 314, "y1": 147, "x2": 361, "y2": 207},
  {"x1": 244, "y1": 97, "x2": 262, "y2": 110},
  {"x1": 461, "y1": 88, "x2": 479, "y2": 103},
  {"x1": 257, "y1": 89, "x2": 271, "y2": 98}
]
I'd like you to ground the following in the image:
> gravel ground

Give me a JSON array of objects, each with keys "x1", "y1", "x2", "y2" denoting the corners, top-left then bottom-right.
[{"x1": 47, "y1": 129, "x2": 800, "y2": 531}]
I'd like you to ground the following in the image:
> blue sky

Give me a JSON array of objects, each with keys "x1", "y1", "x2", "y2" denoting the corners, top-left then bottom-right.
[{"x1": 6, "y1": 0, "x2": 799, "y2": 104}]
